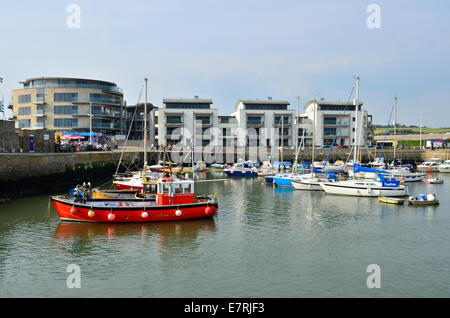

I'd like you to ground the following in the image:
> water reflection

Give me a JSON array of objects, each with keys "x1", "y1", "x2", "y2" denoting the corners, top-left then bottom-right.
[{"x1": 54, "y1": 219, "x2": 217, "y2": 254}]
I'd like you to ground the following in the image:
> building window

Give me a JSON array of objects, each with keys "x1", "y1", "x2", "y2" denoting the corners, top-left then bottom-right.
[
  {"x1": 324, "y1": 128, "x2": 337, "y2": 136},
  {"x1": 195, "y1": 115, "x2": 211, "y2": 124},
  {"x1": 166, "y1": 115, "x2": 183, "y2": 124},
  {"x1": 220, "y1": 117, "x2": 230, "y2": 124},
  {"x1": 93, "y1": 118, "x2": 111, "y2": 128},
  {"x1": 18, "y1": 95, "x2": 31, "y2": 104},
  {"x1": 54, "y1": 105, "x2": 78, "y2": 115},
  {"x1": 323, "y1": 117, "x2": 337, "y2": 125},
  {"x1": 247, "y1": 116, "x2": 263, "y2": 125},
  {"x1": 18, "y1": 107, "x2": 31, "y2": 116},
  {"x1": 245, "y1": 104, "x2": 288, "y2": 110},
  {"x1": 90, "y1": 93, "x2": 121, "y2": 104},
  {"x1": 165, "y1": 103, "x2": 210, "y2": 109},
  {"x1": 18, "y1": 119, "x2": 31, "y2": 128},
  {"x1": 54, "y1": 93, "x2": 78, "y2": 102},
  {"x1": 54, "y1": 118, "x2": 78, "y2": 127}
]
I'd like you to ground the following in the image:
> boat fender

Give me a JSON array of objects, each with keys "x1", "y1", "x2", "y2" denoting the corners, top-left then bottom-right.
[
  {"x1": 205, "y1": 206, "x2": 215, "y2": 216},
  {"x1": 88, "y1": 209, "x2": 95, "y2": 217},
  {"x1": 141, "y1": 212, "x2": 148, "y2": 218},
  {"x1": 70, "y1": 206, "x2": 78, "y2": 215},
  {"x1": 108, "y1": 213, "x2": 116, "y2": 221},
  {"x1": 175, "y1": 209, "x2": 182, "y2": 216}
]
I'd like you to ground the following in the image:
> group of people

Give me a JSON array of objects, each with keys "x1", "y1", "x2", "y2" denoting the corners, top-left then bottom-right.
[{"x1": 55, "y1": 139, "x2": 117, "y2": 152}]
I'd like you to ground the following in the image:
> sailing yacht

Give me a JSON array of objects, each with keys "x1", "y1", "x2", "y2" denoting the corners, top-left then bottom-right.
[{"x1": 320, "y1": 77, "x2": 409, "y2": 197}]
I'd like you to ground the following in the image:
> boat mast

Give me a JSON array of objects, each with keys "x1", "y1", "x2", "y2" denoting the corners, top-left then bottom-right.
[
  {"x1": 312, "y1": 99, "x2": 316, "y2": 177},
  {"x1": 294, "y1": 96, "x2": 299, "y2": 172},
  {"x1": 143, "y1": 77, "x2": 148, "y2": 169},
  {"x1": 281, "y1": 114, "x2": 284, "y2": 172},
  {"x1": 394, "y1": 96, "x2": 397, "y2": 160},
  {"x1": 353, "y1": 77, "x2": 360, "y2": 165}
]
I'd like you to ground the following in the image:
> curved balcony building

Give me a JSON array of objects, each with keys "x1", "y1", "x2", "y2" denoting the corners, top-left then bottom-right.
[{"x1": 11, "y1": 77, "x2": 124, "y2": 136}]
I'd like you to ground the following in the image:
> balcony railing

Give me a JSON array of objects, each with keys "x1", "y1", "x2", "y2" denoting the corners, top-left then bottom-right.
[
  {"x1": 34, "y1": 110, "x2": 46, "y2": 116},
  {"x1": 33, "y1": 123, "x2": 45, "y2": 129},
  {"x1": 247, "y1": 119, "x2": 264, "y2": 126},
  {"x1": 32, "y1": 97, "x2": 46, "y2": 104},
  {"x1": 23, "y1": 83, "x2": 123, "y2": 94},
  {"x1": 273, "y1": 118, "x2": 292, "y2": 125}
]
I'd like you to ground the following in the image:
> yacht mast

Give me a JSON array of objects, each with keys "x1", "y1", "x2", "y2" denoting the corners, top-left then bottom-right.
[
  {"x1": 394, "y1": 96, "x2": 397, "y2": 160},
  {"x1": 143, "y1": 77, "x2": 148, "y2": 169},
  {"x1": 353, "y1": 77, "x2": 360, "y2": 165},
  {"x1": 312, "y1": 99, "x2": 316, "y2": 177}
]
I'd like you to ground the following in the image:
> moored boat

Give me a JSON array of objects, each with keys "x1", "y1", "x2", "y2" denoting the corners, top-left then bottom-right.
[
  {"x1": 378, "y1": 197, "x2": 404, "y2": 204},
  {"x1": 51, "y1": 178, "x2": 218, "y2": 223},
  {"x1": 224, "y1": 162, "x2": 258, "y2": 177},
  {"x1": 427, "y1": 178, "x2": 444, "y2": 184},
  {"x1": 417, "y1": 158, "x2": 443, "y2": 172},
  {"x1": 408, "y1": 194, "x2": 439, "y2": 206},
  {"x1": 438, "y1": 160, "x2": 450, "y2": 173}
]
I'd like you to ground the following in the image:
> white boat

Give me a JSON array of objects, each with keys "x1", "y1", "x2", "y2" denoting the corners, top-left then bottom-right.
[
  {"x1": 417, "y1": 158, "x2": 443, "y2": 172},
  {"x1": 427, "y1": 177, "x2": 444, "y2": 184},
  {"x1": 438, "y1": 160, "x2": 450, "y2": 173},
  {"x1": 388, "y1": 167, "x2": 426, "y2": 182},
  {"x1": 320, "y1": 174, "x2": 409, "y2": 197},
  {"x1": 291, "y1": 173, "x2": 333, "y2": 191}
]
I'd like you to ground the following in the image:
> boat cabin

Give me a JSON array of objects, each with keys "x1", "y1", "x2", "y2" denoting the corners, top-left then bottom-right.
[{"x1": 156, "y1": 178, "x2": 195, "y2": 205}]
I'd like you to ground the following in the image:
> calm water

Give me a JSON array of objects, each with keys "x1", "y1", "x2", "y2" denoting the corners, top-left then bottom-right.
[{"x1": 1, "y1": 171, "x2": 450, "y2": 297}]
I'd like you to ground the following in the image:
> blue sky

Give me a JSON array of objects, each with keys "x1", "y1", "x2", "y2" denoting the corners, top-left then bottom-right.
[{"x1": 1, "y1": 0, "x2": 449, "y2": 126}]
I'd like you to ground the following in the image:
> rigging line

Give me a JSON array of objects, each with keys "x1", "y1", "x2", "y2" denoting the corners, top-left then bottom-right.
[
  {"x1": 378, "y1": 104, "x2": 395, "y2": 163},
  {"x1": 114, "y1": 84, "x2": 145, "y2": 177},
  {"x1": 323, "y1": 85, "x2": 355, "y2": 169}
]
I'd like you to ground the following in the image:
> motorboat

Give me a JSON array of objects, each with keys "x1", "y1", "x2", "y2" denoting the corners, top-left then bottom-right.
[
  {"x1": 51, "y1": 177, "x2": 218, "y2": 222},
  {"x1": 408, "y1": 194, "x2": 439, "y2": 206},
  {"x1": 388, "y1": 167, "x2": 426, "y2": 183},
  {"x1": 224, "y1": 162, "x2": 258, "y2": 177},
  {"x1": 438, "y1": 160, "x2": 450, "y2": 173},
  {"x1": 427, "y1": 177, "x2": 444, "y2": 184},
  {"x1": 417, "y1": 158, "x2": 443, "y2": 172}
]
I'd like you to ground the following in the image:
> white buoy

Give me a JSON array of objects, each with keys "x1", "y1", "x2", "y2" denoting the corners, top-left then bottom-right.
[
  {"x1": 175, "y1": 210, "x2": 182, "y2": 216},
  {"x1": 142, "y1": 211, "x2": 149, "y2": 218}
]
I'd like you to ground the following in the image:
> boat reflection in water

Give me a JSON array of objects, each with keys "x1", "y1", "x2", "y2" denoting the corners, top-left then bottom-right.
[{"x1": 54, "y1": 218, "x2": 217, "y2": 249}]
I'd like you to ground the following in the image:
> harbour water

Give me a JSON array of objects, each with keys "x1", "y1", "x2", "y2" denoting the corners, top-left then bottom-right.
[{"x1": 0, "y1": 171, "x2": 449, "y2": 297}]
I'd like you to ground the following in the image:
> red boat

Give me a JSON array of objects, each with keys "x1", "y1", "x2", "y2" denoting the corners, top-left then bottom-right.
[{"x1": 51, "y1": 178, "x2": 217, "y2": 223}]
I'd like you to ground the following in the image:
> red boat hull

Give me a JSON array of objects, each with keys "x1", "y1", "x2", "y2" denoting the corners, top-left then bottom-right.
[{"x1": 51, "y1": 198, "x2": 217, "y2": 223}]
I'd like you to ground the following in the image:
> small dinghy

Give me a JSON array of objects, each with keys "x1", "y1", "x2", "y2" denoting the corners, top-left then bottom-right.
[
  {"x1": 408, "y1": 194, "x2": 439, "y2": 206},
  {"x1": 427, "y1": 178, "x2": 444, "y2": 184},
  {"x1": 378, "y1": 197, "x2": 404, "y2": 205}
]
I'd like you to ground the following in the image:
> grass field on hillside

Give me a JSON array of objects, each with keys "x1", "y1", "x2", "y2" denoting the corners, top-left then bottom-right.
[{"x1": 374, "y1": 127, "x2": 450, "y2": 135}]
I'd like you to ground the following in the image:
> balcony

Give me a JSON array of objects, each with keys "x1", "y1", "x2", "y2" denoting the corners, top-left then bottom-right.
[
  {"x1": 33, "y1": 122, "x2": 45, "y2": 129},
  {"x1": 273, "y1": 117, "x2": 292, "y2": 126},
  {"x1": 34, "y1": 110, "x2": 46, "y2": 116},
  {"x1": 23, "y1": 83, "x2": 123, "y2": 94},
  {"x1": 247, "y1": 118, "x2": 264, "y2": 127},
  {"x1": 166, "y1": 116, "x2": 184, "y2": 126},
  {"x1": 32, "y1": 97, "x2": 46, "y2": 104}
]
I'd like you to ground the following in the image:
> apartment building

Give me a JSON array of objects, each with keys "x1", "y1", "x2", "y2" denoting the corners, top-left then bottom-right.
[{"x1": 10, "y1": 77, "x2": 124, "y2": 136}]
